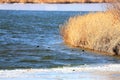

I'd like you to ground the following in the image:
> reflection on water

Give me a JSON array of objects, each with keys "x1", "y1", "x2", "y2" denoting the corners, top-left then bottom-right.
[{"x1": 0, "y1": 10, "x2": 120, "y2": 69}]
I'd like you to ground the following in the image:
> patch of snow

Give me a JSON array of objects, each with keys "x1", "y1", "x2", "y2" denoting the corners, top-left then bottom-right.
[{"x1": 0, "y1": 64, "x2": 120, "y2": 80}]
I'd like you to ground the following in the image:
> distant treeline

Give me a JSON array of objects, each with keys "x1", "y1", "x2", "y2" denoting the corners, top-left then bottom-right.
[{"x1": 0, "y1": 0, "x2": 115, "y2": 3}]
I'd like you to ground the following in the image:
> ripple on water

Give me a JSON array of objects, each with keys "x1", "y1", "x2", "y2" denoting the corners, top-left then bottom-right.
[{"x1": 0, "y1": 11, "x2": 120, "y2": 69}]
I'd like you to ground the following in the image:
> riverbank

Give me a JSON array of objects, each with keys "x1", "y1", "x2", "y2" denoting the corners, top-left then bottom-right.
[{"x1": 0, "y1": 0, "x2": 113, "y2": 4}]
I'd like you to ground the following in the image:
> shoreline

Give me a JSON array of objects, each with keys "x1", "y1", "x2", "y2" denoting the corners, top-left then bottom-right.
[{"x1": 0, "y1": 64, "x2": 120, "y2": 80}]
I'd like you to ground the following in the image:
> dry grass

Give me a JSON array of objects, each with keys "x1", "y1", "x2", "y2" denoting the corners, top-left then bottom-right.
[
  {"x1": 110, "y1": 0, "x2": 120, "y2": 17},
  {"x1": 60, "y1": 9, "x2": 120, "y2": 55}
]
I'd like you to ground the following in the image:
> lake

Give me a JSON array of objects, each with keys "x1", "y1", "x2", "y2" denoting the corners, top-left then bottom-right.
[{"x1": 0, "y1": 10, "x2": 120, "y2": 69}]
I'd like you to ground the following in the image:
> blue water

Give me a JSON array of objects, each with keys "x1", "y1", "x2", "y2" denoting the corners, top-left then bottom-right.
[{"x1": 0, "y1": 10, "x2": 120, "y2": 69}]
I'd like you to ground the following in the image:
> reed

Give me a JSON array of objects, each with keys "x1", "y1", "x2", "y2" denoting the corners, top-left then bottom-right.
[
  {"x1": 110, "y1": 0, "x2": 120, "y2": 18},
  {"x1": 60, "y1": 1, "x2": 120, "y2": 55}
]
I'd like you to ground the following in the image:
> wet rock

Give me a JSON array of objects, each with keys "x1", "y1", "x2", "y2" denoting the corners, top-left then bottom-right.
[
  {"x1": 37, "y1": 46, "x2": 39, "y2": 48},
  {"x1": 71, "y1": 49, "x2": 74, "y2": 51},
  {"x1": 47, "y1": 47, "x2": 50, "y2": 48},
  {"x1": 82, "y1": 50, "x2": 85, "y2": 52}
]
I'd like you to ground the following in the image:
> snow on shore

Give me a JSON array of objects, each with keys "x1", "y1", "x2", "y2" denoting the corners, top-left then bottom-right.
[
  {"x1": 0, "y1": 64, "x2": 120, "y2": 80},
  {"x1": 0, "y1": 3, "x2": 107, "y2": 11}
]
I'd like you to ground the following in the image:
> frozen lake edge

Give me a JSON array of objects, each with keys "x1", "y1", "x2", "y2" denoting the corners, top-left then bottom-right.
[
  {"x1": 0, "y1": 3, "x2": 107, "y2": 11},
  {"x1": 0, "y1": 64, "x2": 120, "y2": 80}
]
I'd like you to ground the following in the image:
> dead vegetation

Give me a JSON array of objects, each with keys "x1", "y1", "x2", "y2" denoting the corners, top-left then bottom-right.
[{"x1": 60, "y1": 0, "x2": 120, "y2": 56}]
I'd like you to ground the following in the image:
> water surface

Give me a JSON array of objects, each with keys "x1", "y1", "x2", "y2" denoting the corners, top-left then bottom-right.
[{"x1": 0, "y1": 10, "x2": 120, "y2": 69}]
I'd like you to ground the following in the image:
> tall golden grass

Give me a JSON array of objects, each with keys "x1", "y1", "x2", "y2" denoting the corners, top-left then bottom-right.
[
  {"x1": 111, "y1": 0, "x2": 120, "y2": 16},
  {"x1": 60, "y1": 1, "x2": 120, "y2": 56}
]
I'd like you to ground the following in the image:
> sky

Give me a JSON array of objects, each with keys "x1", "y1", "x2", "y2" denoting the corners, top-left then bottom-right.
[{"x1": 0, "y1": 3, "x2": 107, "y2": 11}]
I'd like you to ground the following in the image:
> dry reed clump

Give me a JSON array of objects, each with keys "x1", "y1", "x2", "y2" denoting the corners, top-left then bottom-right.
[{"x1": 60, "y1": 10, "x2": 120, "y2": 56}]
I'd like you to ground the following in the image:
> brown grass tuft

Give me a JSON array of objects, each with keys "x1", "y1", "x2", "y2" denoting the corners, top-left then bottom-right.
[{"x1": 60, "y1": 9, "x2": 120, "y2": 55}]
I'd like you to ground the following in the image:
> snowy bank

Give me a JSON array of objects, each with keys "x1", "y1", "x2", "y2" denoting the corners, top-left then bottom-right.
[{"x1": 0, "y1": 64, "x2": 120, "y2": 80}]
